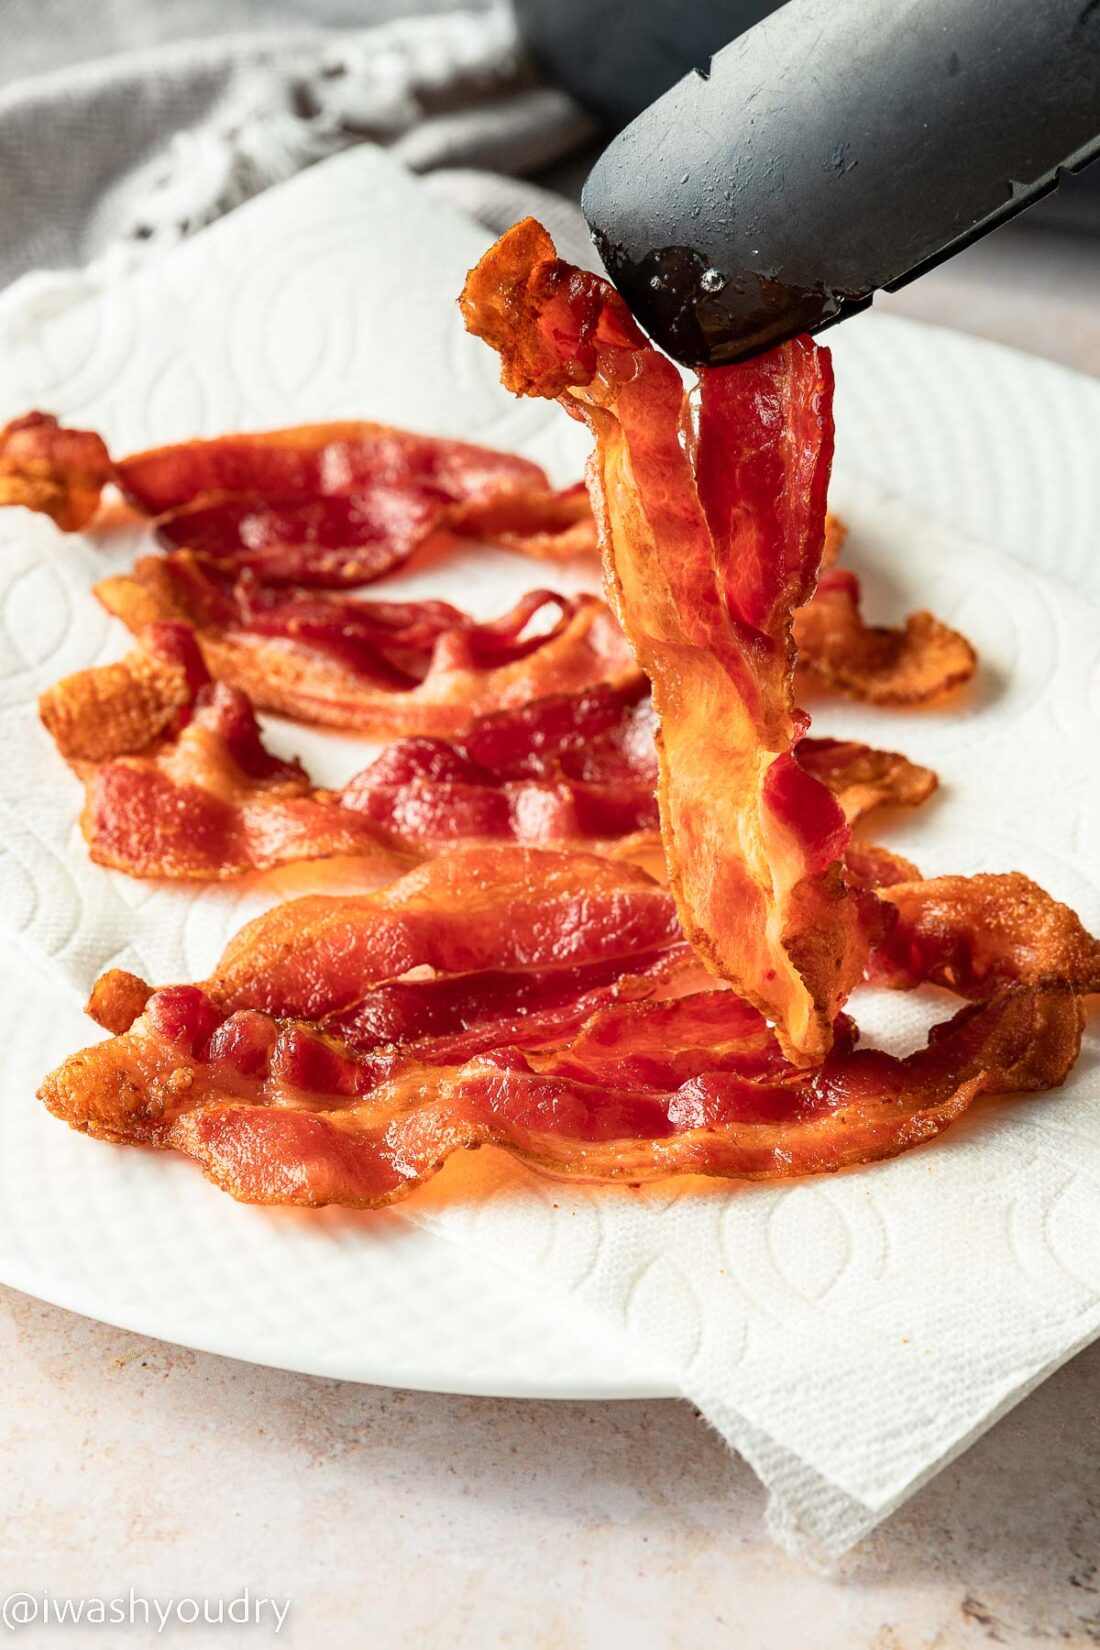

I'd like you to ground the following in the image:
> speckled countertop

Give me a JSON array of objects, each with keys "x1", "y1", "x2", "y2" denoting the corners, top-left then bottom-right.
[
  {"x1": 4, "y1": 1289, "x2": 1100, "y2": 1647},
  {"x1": 3, "y1": 229, "x2": 1099, "y2": 1650}
]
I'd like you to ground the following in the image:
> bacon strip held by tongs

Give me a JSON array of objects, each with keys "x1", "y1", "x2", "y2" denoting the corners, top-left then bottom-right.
[
  {"x1": 461, "y1": 219, "x2": 870, "y2": 1062},
  {"x1": 40, "y1": 847, "x2": 1094, "y2": 1207},
  {"x1": 94, "y1": 551, "x2": 638, "y2": 736}
]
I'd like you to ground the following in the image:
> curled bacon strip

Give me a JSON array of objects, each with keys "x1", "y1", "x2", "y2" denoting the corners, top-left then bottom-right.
[
  {"x1": 39, "y1": 623, "x2": 664, "y2": 878},
  {"x1": 871, "y1": 873, "x2": 1100, "y2": 997},
  {"x1": 795, "y1": 737, "x2": 936, "y2": 824},
  {"x1": 0, "y1": 413, "x2": 598, "y2": 574},
  {"x1": 117, "y1": 422, "x2": 596, "y2": 584},
  {"x1": 40, "y1": 848, "x2": 1091, "y2": 1207},
  {"x1": 111, "y1": 994, "x2": 1092, "y2": 1205},
  {"x1": 4, "y1": 403, "x2": 975, "y2": 721},
  {"x1": 95, "y1": 552, "x2": 636, "y2": 736},
  {"x1": 461, "y1": 219, "x2": 869, "y2": 1062},
  {"x1": 0, "y1": 412, "x2": 113, "y2": 531},
  {"x1": 40, "y1": 621, "x2": 938, "y2": 882},
  {"x1": 795, "y1": 567, "x2": 977, "y2": 704}
]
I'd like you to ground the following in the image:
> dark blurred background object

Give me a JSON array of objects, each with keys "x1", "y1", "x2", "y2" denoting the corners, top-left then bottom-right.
[
  {"x1": 3, "y1": 0, "x2": 1100, "y2": 377},
  {"x1": 514, "y1": 0, "x2": 1100, "y2": 236}
]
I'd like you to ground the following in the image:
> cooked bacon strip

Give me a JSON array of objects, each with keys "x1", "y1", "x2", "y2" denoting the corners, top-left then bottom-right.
[
  {"x1": 461, "y1": 218, "x2": 870, "y2": 1062},
  {"x1": 871, "y1": 873, "x2": 1100, "y2": 998},
  {"x1": 39, "y1": 618, "x2": 207, "y2": 765},
  {"x1": 795, "y1": 567, "x2": 977, "y2": 704},
  {"x1": 796, "y1": 736, "x2": 936, "y2": 824},
  {"x1": 41, "y1": 848, "x2": 1091, "y2": 1206},
  {"x1": 0, "y1": 412, "x2": 113, "y2": 531},
  {"x1": 0, "y1": 413, "x2": 598, "y2": 570},
  {"x1": 77, "y1": 846, "x2": 684, "y2": 1036},
  {"x1": 113, "y1": 422, "x2": 595, "y2": 584},
  {"x1": 204, "y1": 848, "x2": 684, "y2": 1015},
  {"x1": 123, "y1": 992, "x2": 1091, "y2": 1204},
  {"x1": 95, "y1": 552, "x2": 637, "y2": 736},
  {"x1": 41, "y1": 621, "x2": 938, "y2": 882},
  {"x1": 40, "y1": 626, "x2": 667, "y2": 878}
]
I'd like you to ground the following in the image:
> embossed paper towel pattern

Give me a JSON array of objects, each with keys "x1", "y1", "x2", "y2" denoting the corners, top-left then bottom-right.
[{"x1": 0, "y1": 146, "x2": 1098, "y2": 1557}]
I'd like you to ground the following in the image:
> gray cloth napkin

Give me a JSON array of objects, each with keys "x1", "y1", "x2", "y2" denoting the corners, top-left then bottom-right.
[{"x1": 0, "y1": 0, "x2": 598, "y2": 294}]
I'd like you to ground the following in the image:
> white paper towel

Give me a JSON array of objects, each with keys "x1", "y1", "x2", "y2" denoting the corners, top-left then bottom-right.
[{"x1": 0, "y1": 145, "x2": 1098, "y2": 1557}]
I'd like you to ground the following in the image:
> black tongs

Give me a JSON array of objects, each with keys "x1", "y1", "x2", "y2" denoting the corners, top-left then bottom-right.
[{"x1": 581, "y1": 0, "x2": 1100, "y2": 366}]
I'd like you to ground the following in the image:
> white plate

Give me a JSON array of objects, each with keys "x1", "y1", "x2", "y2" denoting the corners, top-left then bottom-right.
[
  {"x1": 1, "y1": 150, "x2": 1099, "y2": 1398},
  {"x1": 0, "y1": 943, "x2": 659, "y2": 1396}
]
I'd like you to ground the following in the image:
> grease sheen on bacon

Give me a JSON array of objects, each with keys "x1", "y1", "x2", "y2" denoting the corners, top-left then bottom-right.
[
  {"x1": 40, "y1": 847, "x2": 1093, "y2": 1208},
  {"x1": 461, "y1": 218, "x2": 868, "y2": 1062}
]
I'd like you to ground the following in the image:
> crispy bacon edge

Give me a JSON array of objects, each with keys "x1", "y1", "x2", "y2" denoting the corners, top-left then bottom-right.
[
  {"x1": 796, "y1": 567, "x2": 977, "y2": 704},
  {"x1": 0, "y1": 413, "x2": 114, "y2": 531}
]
